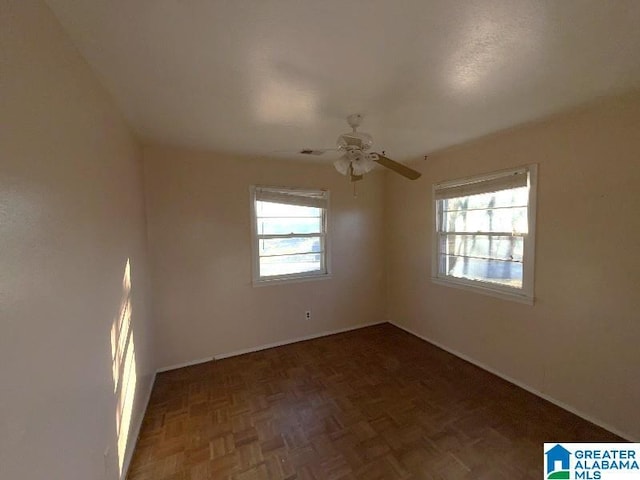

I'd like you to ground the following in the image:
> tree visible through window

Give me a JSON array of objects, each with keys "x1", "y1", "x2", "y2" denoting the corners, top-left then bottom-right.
[{"x1": 433, "y1": 166, "x2": 537, "y2": 302}]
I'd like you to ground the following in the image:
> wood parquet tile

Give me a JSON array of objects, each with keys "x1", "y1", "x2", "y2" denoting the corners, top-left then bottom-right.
[{"x1": 127, "y1": 323, "x2": 621, "y2": 480}]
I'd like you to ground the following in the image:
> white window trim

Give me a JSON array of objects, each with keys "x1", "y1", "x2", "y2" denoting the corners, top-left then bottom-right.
[
  {"x1": 431, "y1": 164, "x2": 537, "y2": 305},
  {"x1": 250, "y1": 185, "x2": 332, "y2": 286}
]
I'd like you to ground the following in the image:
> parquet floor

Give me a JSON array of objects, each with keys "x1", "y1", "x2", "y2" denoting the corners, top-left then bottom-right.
[{"x1": 127, "y1": 323, "x2": 621, "y2": 480}]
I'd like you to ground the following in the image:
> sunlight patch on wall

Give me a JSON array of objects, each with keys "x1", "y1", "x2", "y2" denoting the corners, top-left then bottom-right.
[{"x1": 110, "y1": 259, "x2": 138, "y2": 476}]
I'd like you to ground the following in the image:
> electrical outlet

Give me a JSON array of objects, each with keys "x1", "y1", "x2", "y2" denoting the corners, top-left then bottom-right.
[{"x1": 305, "y1": 310, "x2": 311, "y2": 320}]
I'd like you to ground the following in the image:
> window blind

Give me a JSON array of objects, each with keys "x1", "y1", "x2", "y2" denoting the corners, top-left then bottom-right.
[
  {"x1": 434, "y1": 168, "x2": 528, "y2": 200},
  {"x1": 254, "y1": 186, "x2": 328, "y2": 208}
]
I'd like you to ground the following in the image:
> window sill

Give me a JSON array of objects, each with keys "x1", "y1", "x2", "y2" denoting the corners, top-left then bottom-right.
[
  {"x1": 431, "y1": 276, "x2": 534, "y2": 305},
  {"x1": 253, "y1": 273, "x2": 332, "y2": 287}
]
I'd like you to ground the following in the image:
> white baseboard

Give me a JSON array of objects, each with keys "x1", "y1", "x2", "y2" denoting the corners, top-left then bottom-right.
[
  {"x1": 214, "y1": 321, "x2": 385, "y2": 360},
  {"x1": 388, "y1": 320, "x2": 637, "y2": 442},
  {"x1": 156, "y1": 320, "x2": 386, "y2": 371},
  {"x1": 156, "y1": 356, "x2": 215, "y2": 373},
  {"x1": 122, "y1": 371, "x2": 157, "y2": 479}
]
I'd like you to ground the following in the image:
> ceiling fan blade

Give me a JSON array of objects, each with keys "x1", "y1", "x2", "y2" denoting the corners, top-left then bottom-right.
[
  {"x1": 272, "y1": 148, "x2": 339, "y2": 156},
  {"x1": 372, "y1": 153, "x2": 421, "y2": 180}
]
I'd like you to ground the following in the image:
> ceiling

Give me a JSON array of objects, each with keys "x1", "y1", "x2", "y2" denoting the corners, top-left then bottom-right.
[{"x1": 45, "y1": 0, "x2": 640, "y2": 161}]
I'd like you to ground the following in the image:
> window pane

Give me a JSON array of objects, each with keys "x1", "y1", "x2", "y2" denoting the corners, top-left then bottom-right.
[
  {"x1": 257, "y1": 217, "x2": 322, "y2": 235},
  {"x1": 442, "y1": 206, "x2": 527, "y2": 234},
  {"x1": 433, "y1": 170, "x2": 534, "y2": 297},
  {"x1": 259, "y1": 236, "x2": 322, "y2": 256},
  {"x1": 441, "y1": 255, "x2": 523, "y2": 288},
  {"x1": 257, "y1": 201, "x2": 321, "y2": 218},
  {"x1": 260, "y1": 253, "x2": 322, "y2": 277},
  {"x1": 440, "y1": 234, "x2": 523, "y2": 262},
  {"x1": 444, "y1": 186, "x2": 528, "y2": 211}
]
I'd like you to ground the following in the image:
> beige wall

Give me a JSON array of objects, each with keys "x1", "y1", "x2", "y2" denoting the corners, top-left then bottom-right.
[
  {"x1": 386, "y1": 91, "x2": 640, "y2": 440},
  {"x1": 0, "y1": 1, "x2": 154, "y2": 478},
  {"x1": 143, "y1": 146, "x2": 386, "y2": 369}
]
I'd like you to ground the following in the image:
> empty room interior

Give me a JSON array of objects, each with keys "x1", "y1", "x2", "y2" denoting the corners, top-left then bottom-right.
[{"x1": 2, "y1": 1, "x2": 640, "y2": 479}]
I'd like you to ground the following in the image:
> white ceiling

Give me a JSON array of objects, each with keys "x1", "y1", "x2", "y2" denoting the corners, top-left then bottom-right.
[{"x1": 45, "y1": 0, "x2": 640, "y2": 161}]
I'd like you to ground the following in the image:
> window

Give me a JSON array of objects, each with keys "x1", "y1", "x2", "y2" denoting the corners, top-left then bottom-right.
[
  {"x1": 250, "y1": 185, "x2": 330, "y2": 284},
  {"x1": 432, "y1": 165, "x2": 537, "y2": 303}
]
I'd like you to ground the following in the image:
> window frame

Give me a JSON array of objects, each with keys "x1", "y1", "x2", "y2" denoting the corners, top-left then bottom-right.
[
  {"x1": 250, "y1": 185, "x2": 331, "y2": 286},
  {"x1": 431, "y1": 165, "x2": 537, "y2": 305}
]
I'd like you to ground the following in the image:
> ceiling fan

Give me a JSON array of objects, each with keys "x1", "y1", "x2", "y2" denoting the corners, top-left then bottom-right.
[{"x1": 300, "y1": 114, "x2": 421, "y2": 182}]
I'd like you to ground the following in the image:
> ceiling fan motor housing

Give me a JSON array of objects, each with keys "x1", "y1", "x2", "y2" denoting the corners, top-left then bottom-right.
[
  {"x1": 337, "y1": 113, "x2": 373, "y2": 151},
  {"x1": 336, "y1": 131, "x2": 373, "y2": 151}
]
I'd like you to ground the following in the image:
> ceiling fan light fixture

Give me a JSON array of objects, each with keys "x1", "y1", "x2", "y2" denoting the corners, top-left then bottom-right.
[
  {"x1": 333, "y1": 155, "x2": 351, "y2": 176},
  {"x1": 302, "y1": 114, "x2": 421, "y2": 181},
  {"x1": 351, "y1": 152, "x2": 376, "y2": 175}
]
